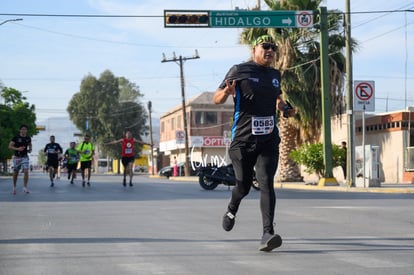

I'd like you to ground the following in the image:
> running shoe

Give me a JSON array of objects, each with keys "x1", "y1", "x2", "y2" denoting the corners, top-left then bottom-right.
[
  {"x1": 259, "y1": 232, "x2": 282, "y2": 252},
  {"x1": 12, "y1": 189, "x2": 16, "y2": 195},
  {"x1": 23, "y1": 188, "x2": 30, "y2": 194},
  {"x1": 129, "y1": 182, "x2": 133, "y2": 187},
  {"x1": 222, "y1": 211, "x2": 236, "y2": 231}
]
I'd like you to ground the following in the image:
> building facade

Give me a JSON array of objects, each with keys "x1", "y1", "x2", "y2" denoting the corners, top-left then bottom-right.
[
  {"x1": 159, "y1": 92, "x2": 233, "y2": 172},
  {"x1": 160, "y1": 91, "x2": 414, "y2": 183},
  {"x1": 331, "y1": 108, "x2": 414, "y2": 184}
]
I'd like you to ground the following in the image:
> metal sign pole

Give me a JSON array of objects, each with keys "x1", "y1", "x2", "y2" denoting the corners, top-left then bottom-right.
[{"x1": 362, "y1": 105, "x2": 366, "y2": 188}]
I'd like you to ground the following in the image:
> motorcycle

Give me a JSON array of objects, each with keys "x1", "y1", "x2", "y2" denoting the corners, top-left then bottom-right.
[{"x1": 198, "y1": 163, "x2": 260, "y2": 190}]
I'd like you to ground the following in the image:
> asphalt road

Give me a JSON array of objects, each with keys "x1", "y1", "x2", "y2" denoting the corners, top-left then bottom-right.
[{"x1": 1, "y1": 172, "x2": 413, "y2": 275}]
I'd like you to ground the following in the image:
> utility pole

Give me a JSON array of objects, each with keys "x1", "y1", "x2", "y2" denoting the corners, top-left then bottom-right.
[
  {"x1": 345, "y1": 0, "x2": 355, "y2": 186},
  {"x1": 147, "y1": 101, "x2": 155, "y2": 175},
  {"x1": 161, "y1": 50, "x2": 200, "y2": 176}
]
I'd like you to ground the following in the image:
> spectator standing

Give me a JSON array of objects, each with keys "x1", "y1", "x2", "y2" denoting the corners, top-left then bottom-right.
[
  {"x1": 173, "y1": 156, "x2": 178, "y2": 177},
  {"x1": 341, "y1": 141, "x2": 347, "y2": 180}
]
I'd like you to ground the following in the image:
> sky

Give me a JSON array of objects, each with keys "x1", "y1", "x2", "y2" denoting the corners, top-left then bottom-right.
[{"x1": 1, "y1": 0, "x2": 414, "y2": 124}]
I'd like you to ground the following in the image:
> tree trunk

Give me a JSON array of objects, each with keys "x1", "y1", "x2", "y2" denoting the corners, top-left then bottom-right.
[{"x1": 276, "y1": 118, "x2": 303, "y2": 182}]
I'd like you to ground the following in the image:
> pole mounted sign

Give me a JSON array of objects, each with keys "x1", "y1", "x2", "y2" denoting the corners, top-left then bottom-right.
[
  {"x1": 210, "y1": 10, "x2": 313, "y2": 28},
  {"x1": 164, "y1": 10, "x2": 314, "y2": 28},
  {"x1": 175, "y1": 130, "x2": 185, "y2": 144},
  {"x1": 353, "y1": 80, "x2": 375, "y2": 112}
]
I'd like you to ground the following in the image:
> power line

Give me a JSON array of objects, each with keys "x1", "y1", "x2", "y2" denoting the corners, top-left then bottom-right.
[
  {"x1": 0, "y1": 13, "x2": 160, "y2": 18},
  {"x1": 1, "y1": 9, "x2": 413, "y2": 18}
]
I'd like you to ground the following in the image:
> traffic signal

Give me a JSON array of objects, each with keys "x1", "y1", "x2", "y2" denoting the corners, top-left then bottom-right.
[{"x1": 164, "y1": 10, "x2": 209, "y2": 27}]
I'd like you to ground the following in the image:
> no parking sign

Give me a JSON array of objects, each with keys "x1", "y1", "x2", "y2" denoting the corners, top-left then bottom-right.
[{"x1": 354, "y1": 80, "x2": 375, "y2": 112}]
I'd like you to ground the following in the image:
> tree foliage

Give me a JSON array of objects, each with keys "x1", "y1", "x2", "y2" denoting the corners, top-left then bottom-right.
[
  {"x1": 290, "y1": 142, "x2": 345, "y2": 178},
  {"x1": 66, "y1": 70, "x2": 148, "y2": 159},
  {"x1": 0, "y1": 87, "x2": 37, "y2": 174},
  {"x1": 241, "y1": 0, "x2": 353, "y2": 143},
  {"x1": 238, "y1": 0, "x2": 357, "y2": 181}
]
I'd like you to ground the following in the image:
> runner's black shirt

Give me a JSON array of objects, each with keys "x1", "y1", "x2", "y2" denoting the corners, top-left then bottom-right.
[
  {"x1": 11, "y1": 135, "x2": 31, "y2": 157},
  {"x1": 219, "y1": 61, "x2": 282, "y2": 143},
  {"x1": 44, "y1": 142, "x2": 63, "y2": 162}
]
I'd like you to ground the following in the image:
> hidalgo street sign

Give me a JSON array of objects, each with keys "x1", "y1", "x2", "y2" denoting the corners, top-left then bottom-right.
[
  {"x1": 210, "y1": 10, "x2": 313, "y2": 28},
  {"x1": 164, "y1": 10, "x2": 314, "y2": 28}
]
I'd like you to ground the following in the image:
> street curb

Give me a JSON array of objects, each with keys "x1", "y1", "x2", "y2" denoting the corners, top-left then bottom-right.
[
  {"x1": 274, "y1": 183, "x2": 414, "y2": 194},
  {"x1": 166, "y1": 176, "x2": 414, "y2": 194},
  {"x1": 4, "y1": 174, "x2": 412, "y2": 194}
]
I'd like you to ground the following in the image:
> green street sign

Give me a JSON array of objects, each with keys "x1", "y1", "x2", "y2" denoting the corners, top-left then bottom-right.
[{"x1": 210, "y1": 10, "x2": 313, "y2": 28}]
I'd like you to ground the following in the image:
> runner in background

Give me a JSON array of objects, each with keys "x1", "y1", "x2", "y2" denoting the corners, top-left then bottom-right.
[
  {"x1": 64, "y1": 142, "x2": 79, "y2": 184},
  {"x1": 104, "y1": 131, "x2": 150, "y2": 187},
  {"x1": 44, "y1": 135, "x2": 63, "y2": 187}
]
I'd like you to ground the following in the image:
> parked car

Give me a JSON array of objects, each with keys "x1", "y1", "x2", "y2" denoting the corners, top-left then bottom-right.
[{"x1": 158, "y1": 162, "x2": 200, "y2": 177}]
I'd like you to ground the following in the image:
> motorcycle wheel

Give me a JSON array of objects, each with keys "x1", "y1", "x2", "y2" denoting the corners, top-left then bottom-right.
[{"x1": 198, "y1": 173, "x2": 219, "y2": 190}]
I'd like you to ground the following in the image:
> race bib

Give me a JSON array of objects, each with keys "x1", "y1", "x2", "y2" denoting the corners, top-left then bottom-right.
[
  {"x1": 252, "y1": 116, "x2": 274, "y2": 135},
  {"x1": 125, "y1": 148, "x2": 133, "y2": 154}
]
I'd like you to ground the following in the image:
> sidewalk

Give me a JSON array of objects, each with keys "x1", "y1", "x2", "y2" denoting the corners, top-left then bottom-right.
[
  {"x1": 3, "y1": 174, "x2": 414, "y2": 194},
  {"x1": 166, "y1": 175, "x2": 414, "y2": 194}
]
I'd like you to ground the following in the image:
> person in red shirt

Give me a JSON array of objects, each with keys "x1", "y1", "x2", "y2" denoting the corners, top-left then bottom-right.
[{"x1": 104, "y1": 131, "x2": 150, "y2": 186}]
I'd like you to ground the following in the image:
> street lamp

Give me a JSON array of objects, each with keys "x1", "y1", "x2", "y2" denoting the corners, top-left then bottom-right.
[{"x1": 0, "y1": 18, "x2": 23, "y2": 26}]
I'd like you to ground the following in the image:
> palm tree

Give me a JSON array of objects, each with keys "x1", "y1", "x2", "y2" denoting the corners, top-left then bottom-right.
[{"x1": 240, "y1": 0, "x2": 352, "y2": 181}]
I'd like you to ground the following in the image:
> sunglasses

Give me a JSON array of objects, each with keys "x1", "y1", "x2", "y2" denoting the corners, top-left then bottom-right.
[{"x1": 261, "y1": 43, "x2": 277, "y2": 51}]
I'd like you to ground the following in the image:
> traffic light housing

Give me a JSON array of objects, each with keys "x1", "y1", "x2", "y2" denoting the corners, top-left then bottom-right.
[{"x1": 164, "y1": 10, "x2": 209, "y2": 27}]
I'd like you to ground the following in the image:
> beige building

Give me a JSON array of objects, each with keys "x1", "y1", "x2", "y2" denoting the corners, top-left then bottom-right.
[
  {"x1": 331, "y1": 109, "x2": 414, "y2": 184},
  {"x1": 160, "y1": 91, "x2": 414, "y2": 183}
]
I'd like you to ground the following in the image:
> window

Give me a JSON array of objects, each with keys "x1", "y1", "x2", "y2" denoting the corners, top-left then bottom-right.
[
  {"x1": 171, "y1": 118, "x2": 175, "y2": 130},
  {"x1": 195, "y1": 111, "x2": 217, "y2": 125},
  {"x1": 177, "y1": 115, "x2": 182, "y2": 129},
  {"x1": 161, "y1": 121, "x2": 165, "y2": 133}
]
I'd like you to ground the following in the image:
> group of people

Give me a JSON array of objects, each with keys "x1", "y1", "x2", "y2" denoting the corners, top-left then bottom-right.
[
  {"x1": 9, "y1": 34, "x2": 304, "y2": 252},
  {"x1": 8, "y1": 129, "x2": 149, "y2": 193},
  {"x1": 43, "y1": 135, "x2": 95, "y2": 187},
  {"x1": 9, "y1": 130, "x2": 95, "y2": 193}
]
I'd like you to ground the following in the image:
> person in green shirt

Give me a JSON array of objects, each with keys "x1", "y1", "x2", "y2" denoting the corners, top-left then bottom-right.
[
  {"x1": 76, "y1": 135, "x2": 95, "y2": 187},
  {"x1": 64, "y1": 142, "x2": 79, "y2": 184}
]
